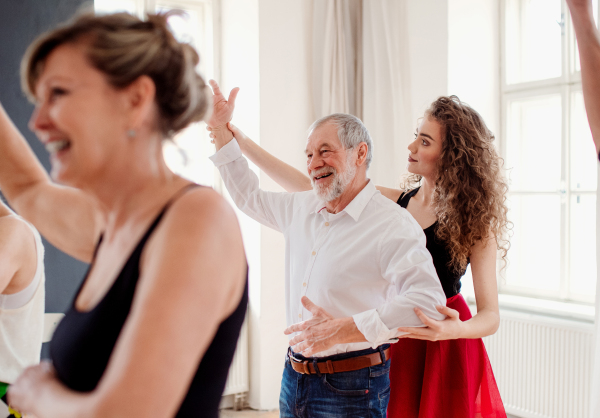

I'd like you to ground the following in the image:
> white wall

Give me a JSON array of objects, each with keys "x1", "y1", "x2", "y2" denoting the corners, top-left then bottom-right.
[
  {"x1": 406, "y1": 0, "x2": 449, "y2": 126},
  {"x1": 448, "y1": 0, "x2": 500, "y2": 135},
  {"x1": 221, "y1": 0, "x2": 313, "y2": 410}
]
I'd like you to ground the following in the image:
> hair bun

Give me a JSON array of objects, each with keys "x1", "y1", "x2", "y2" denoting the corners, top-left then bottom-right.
[{"x1": 22, "y1": 10, "x2": 209, "y2": 136}]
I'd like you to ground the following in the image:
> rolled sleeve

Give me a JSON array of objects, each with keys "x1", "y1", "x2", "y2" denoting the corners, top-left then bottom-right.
[
  {"x1": 209, "y1": 139, "x2": 243, "y2": 167},
  {"x1": 352, "y1": 309, "x2": 400, "y2": 348}
]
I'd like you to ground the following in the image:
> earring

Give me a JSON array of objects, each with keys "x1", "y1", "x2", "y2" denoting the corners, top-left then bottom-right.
[{"x1": 127, "y1": 129, "x2": 136, "y2": 138}]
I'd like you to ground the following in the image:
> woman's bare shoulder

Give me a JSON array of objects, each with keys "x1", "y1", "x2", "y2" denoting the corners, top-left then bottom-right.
[{"x1": 376, "y1": 185, "x2": 403, "y2": 203}]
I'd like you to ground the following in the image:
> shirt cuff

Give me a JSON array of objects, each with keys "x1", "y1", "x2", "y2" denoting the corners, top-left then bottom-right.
[
  {"x1": 209, "y1": 139, "x2": 243, "y2": 167},
  {"x1": 352, "y1": 309, "x2": 398, "y2": 348}
]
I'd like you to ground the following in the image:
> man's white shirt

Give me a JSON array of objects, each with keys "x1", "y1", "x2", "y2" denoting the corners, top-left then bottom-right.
[{"x1": 211, "y1": 139, "x2": 446, "y2": 357}]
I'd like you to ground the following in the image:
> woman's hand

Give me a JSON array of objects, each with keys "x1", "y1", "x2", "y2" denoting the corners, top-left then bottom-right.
[
  {"x1": 206, "y1": 80, "x2": 239, "y2": 129},
  {"x1": 8, "y1": 361, "x2": 56, "y2": 416},
  {"x1": 396, "y1": 305, "x2": 465, "y2": 341}
]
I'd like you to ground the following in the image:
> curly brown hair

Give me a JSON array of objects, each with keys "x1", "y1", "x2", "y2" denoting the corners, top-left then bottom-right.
[{"x1": 401, "y1": 96, "x2": 510, "y2": 273}]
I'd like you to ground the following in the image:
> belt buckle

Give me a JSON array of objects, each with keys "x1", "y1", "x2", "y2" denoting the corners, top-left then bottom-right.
[{"x1": 288, "y1": 351, "x2": 311, "y2": 375}]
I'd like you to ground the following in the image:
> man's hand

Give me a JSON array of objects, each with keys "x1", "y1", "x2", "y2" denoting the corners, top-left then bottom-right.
[
  {"x1": 284, "y1": 297, "x2": 367, "y2": 356},
  {"x1": 207, "y1": 80, "x2": 239, "y2": 129}
]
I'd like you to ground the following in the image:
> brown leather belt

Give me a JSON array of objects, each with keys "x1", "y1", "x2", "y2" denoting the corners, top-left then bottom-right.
[{"x1": 288, "y1": 347, "x2": 390, "y2": 375}]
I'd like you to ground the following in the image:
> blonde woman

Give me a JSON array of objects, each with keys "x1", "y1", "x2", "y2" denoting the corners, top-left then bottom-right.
[{"x1": 3, "y1": 12, "x2": 247, "y2": 418}]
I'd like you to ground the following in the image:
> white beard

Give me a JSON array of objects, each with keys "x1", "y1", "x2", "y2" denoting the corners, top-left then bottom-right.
[{"x1": 311, "y1": 155, "x2": 357, "y2": 202}]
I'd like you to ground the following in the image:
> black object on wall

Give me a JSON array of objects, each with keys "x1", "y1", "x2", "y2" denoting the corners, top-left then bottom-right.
[{"x1": 0, "y1": 0, "x2": 91, "y2": 356}]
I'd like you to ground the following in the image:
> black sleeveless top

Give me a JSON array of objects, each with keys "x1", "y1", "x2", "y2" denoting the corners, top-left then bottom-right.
[
  {"x1": 50, "y1": 186, "x2": 248, "y2": 417},
  {"x1": 397, "y1": 187, "x2": 467, "y2": 298}
]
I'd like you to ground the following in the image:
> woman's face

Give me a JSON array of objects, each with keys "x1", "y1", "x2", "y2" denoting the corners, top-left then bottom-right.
[
  {"x1": 407, "y1": 115, "x2": 444, "y2": 179},
  {"x1": 29, "y1": 43, "x2": 134, "y2": 187}
]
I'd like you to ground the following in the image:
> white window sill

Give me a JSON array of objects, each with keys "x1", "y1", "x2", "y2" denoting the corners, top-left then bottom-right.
[{"x1": 465, "y1": 293, "x2": 595, "y2": 323}]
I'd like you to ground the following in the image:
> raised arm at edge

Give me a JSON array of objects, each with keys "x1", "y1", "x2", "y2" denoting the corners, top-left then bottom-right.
[
  {"x1": 569, "y1": 1, "x2": 600, "y2": 154},
  {"x1": 0, "y1": 103, "x2": 102, "y2": 262}
]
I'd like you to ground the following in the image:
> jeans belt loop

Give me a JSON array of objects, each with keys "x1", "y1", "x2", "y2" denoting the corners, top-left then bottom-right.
[
  {"x1": 313, "y1": 358, "x2": 321, "y2": 377},
  {"x1": 302, "y1": 360, "x2": 310, "y2": 374},
  {"x1": 378, "y1": 345, "x2": 386, "y2": 364}
]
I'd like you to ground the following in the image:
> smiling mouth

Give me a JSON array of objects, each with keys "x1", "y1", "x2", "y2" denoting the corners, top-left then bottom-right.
[
  {"x1": 45, "y1": 139, "x2": 71, "y2": 154},
  {"x1": 314, "y1": 173, "x2": 333, "y2": 181}
]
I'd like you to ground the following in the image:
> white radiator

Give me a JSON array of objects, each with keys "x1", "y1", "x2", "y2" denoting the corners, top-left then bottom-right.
[
  {"x1": 483, "y1": 310, "x2": 595, "y2": 418},
  {"x1": 222, "y1": 314, "x2": 249, "y2": 397}
]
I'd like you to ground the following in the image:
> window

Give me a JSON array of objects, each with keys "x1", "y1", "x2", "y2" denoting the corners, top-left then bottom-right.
[
  {"x1": 94, "y1": 0, "x2": 219, "y2": 188},
  {"x1": 501, "y1": 0, "x2": 599, "y2": 304}
]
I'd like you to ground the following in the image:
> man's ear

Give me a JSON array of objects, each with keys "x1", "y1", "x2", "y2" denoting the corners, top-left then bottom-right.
[{"x1": 356, "y1": 142, "x2": 369, "y2": 166}]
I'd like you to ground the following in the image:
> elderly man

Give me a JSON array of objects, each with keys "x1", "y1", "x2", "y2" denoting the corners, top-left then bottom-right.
[{"x1": 207, "y1": 82, "x2": 446, "y2": 416}]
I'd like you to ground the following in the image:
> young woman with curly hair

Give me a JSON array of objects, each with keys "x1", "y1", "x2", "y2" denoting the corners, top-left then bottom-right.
[{"x1": 208, "y1": 82, "x2": 508, "y2": 417}]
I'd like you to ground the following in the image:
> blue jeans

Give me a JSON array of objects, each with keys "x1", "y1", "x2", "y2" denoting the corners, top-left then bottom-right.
[{"x1": 279, "y1": 346, "x2": 391, "y2": 417}]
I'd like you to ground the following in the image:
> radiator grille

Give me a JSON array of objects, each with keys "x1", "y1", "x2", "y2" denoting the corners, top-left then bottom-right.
[{"x1": 483, "y1": 311, "x2": 594, "y2": 418}]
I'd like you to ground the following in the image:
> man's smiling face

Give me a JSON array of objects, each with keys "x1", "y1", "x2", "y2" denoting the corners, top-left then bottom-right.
[{"x1": 305, "y1": 122, "x2": 357, "y2": 202}]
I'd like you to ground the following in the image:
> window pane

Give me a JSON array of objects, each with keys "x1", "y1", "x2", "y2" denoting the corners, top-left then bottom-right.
[
  {"x1": 574, "y1": 0, "x2": 599, "y2": 72},
  {"x1": 570, "y1": 91, "x2": 598, "y2": 191},
  {"x1": 505, "y1": 0, "x2": 562, "y2": 84},
  {"x1": 506, "y1": 94, "x2": 562, "y2": 191},
  {"x1": 156, "y1": 7, "x2": 201, "y2": 46},
  {"x1": 569, "y1": 194, "x2": 597, "y2": 300},
  {"x1": 163, "y1": 123, "x2": 215, "y2": 186},
  {"x1": 94, "y1": 0, "x2": 137, "y2": 14},
  {"x1": 506, "y1": 195, "x2": 562, "y2": 292}
]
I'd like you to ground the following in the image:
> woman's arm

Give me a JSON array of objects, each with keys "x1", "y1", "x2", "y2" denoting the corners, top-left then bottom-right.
[
  {"x1": 0, "y1": 103, "x2": 103, "y2": 262},
  {"x1": 396, "y1": 236, "x2": 500, "y2": 340},
  {"x1": 226, "y1": 123, "x2": 312, "y2": 193},
  {"x1": 9, "y1": 188, "x2": 247, "y2": 418},
  {"x1": 568, "y1": 0, "x2": 600, "y2": 153}
]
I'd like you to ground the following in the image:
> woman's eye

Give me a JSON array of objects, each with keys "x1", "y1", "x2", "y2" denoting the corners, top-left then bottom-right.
[
  {"x1": 49, "y1": 87, "x2": 67, "y2": 100},
  {"x1": 421, "y1": 139, "x2": 428, "y2": 146}
]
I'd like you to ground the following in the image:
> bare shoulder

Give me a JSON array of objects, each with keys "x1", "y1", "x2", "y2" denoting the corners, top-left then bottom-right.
[
  {"x1": 141, "y1": 186, "x2": 246, "y2": 315},
  {"x1": 376, "y1": 185, "x2": 403, "y2": 203},
  {"x1": 0, "y1": 215, "x2": 33, "y2": 250}
]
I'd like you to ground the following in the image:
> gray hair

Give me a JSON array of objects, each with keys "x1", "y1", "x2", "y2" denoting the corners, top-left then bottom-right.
[{"x1": 309, "y1": 113, "x2": 373, "y2": 170}]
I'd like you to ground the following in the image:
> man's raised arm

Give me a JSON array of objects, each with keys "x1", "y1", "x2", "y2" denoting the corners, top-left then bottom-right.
[{"x1": 209, "y1": 129, "x2": 297, "y2": 232}]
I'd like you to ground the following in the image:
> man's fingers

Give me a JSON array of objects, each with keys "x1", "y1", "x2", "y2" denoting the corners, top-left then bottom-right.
[
  {"x1": 284, "y1": 322, "x2": 307, "y2": 335},
  {"x1": 301, "y1": 296, "x2": 322, "y2": 316},
  {"x1": 228, "y1": 87, "x2": 240, "y2": 106},
  {"x1": 208, "y1": 79, "x2": 224, "y2": 98}
]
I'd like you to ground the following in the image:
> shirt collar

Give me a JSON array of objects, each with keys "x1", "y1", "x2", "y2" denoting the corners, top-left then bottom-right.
[{"x1": 312, "y1": 180, "x2": 377, "y2": 222}]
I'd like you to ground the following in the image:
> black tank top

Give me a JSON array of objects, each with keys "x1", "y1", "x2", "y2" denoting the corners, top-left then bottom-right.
[
  {"x1": 50, "y1": 185, "x2": 248, "y2": 417},
  {"x1": 397, "y1": 187, "x2": 467, "y2": 298}
]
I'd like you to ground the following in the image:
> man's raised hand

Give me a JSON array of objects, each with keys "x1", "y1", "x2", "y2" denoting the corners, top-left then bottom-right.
[{"x1": 207, "y1": 79, "x2": 239, "y2": 129}]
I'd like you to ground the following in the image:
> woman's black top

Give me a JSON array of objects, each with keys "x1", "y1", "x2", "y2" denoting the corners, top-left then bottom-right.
[
  {"x1": 50, "y1": 186, "x2": 248, "y2": 417},
  {"x1": 397, "y1": 187, "x2": 467, "y2": 298}
]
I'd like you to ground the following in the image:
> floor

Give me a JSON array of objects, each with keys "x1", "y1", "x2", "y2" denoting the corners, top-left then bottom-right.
[{"x1": 220, "y1": 409, "x2": 279, "y2": 418}]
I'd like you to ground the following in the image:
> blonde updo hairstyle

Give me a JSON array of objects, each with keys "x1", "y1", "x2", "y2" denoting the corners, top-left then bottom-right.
[{"x1": 21, "y1": 11, "x2": 209, "y2": 137}]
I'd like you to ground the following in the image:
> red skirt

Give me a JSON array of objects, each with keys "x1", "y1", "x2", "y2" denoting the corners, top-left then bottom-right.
[{"x1": 387, "y1": 294, "x2": 506, "y2": 418}]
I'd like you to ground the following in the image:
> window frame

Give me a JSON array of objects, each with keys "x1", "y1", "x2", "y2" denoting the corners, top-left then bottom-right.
[{"x1": 499, "y1": 0, "x2": 598, "y2": 305}]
